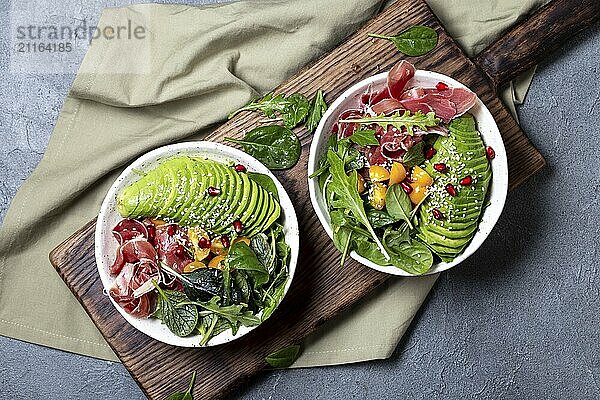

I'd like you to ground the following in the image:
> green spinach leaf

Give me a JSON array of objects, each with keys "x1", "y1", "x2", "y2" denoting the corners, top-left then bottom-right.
[
  {"x1": 402, "y1": 141, "x2": 426, "y2": 167},
  {"x1": 167, "y1": 371, "x2": 197, "y2": 400},
  {"x1": 225, "y1": 125, "x2": 301, "y2": 170},
  {"x1": 368, "y1": 26, "x2": 438, "y2": 56},
  {"x1": 248, "y1": 172, "x2": 280, "y2": 201},
  {"x1": 366, "y1": 209, "x2": 396, "y2": 228},
  {"x1": 265, "y1": 345, "x2": 301, "y2": 368},
  {"x1": 385, "y1": 184, "x2": 414, "y2": 229},
  {"x1": 226, "y1": 242, "x2": 269, "y2": 287},
  {"x1": 306, "y1": 90, "x2": 328, "y2": 132},
  {"x1": 152, "y1": 281, "x2": 198, "y2": 337},
  {"x1": 385, "y1": 239, "x2": 433, "y2": 275},
  {"x1": 250, "y1": 233, "x2": 276, "y2": 274}
]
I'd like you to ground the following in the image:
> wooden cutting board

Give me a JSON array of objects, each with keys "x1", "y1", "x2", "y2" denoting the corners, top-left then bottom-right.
[{"x1": 49, "y1": 0, "x2": 599, "y2": 398}]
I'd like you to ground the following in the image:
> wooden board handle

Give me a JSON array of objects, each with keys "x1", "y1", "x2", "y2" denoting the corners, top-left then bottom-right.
[{"x1": 475, "y1": 0, "x2": 600, "y2": 89}]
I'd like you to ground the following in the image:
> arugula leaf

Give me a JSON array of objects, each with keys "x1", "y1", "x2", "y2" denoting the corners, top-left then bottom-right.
[
  {"x1": 260, "y1": 270, "x2": 288, "y2": 321},
  {"x1": 248, "y1": 172, "x2": 280, "y2": 201},
  {"x1": 339, "y1": 110, "x2": 439, "y2": 136},
  {"x1": 265, "y1": 345, "x2": 301, "y2": 368},
  {"x1": 228, "y1": 92, "x2": 310, "y2": 128},
  {"x1": 326, "y1": 150, "x2": 389, "y2": 260},
  {"x1": 385, "y1": 184, "x2": 414, "y2": 229},
  {"x1": 368, "y1": 26, "x2": 438, "y2": 57},
  {"x1": 196, "y1": 314, "x2": 230, "y2": 346},
  {"x1": 402, "y1": 141, "x2": 426, "y2": 167},
  {"x1": 282, "y1": 93, "x2": 310, "y2": 128},
  {"x1": 152, "y1": 281, "x2": 198, "y2": 337},
  {"x1": 167, "y1": 371, "x2": 197, "y2": 400},
  {"x1": 348, "y1": 129, "x2": 379, "y2": 146},
  {"x1": 306, "y1": 89, "x2": 328, "y2": 132},
  {"x1": 225, "y1": 125, "x2": 301, "y2": 170},
  {"x1": 227, "y1": 242, "x2": 269, "y2": 287},
  {"x1": 184, "y1": 296, "x2": 261, "y2": 327}
]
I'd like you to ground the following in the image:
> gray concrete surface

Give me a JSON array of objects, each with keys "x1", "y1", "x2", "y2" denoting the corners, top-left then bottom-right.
[{"x1": 1, "y1": 0, "x2": 599, "y2": 398}]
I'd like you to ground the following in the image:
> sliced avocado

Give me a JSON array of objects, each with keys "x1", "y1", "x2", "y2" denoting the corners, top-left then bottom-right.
[
  {"x1": 157, "y1": 157, "x2": 187, "y2": 217},
  {"x1": 188, "y1": 160, "x2": 228, "y2": 227},
  {"x1": 180, "y1": 159, "x2": 221, "y2": 227},
  {"x1": 239, "y1": 179, "x2": 263, "y2": 229},
  {"x1": 211, "y1": 167, "x2": 244, "y2": 233}
]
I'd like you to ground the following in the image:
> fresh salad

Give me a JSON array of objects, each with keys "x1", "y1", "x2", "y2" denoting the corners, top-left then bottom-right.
[
  {"x1": 108, "y1": 156, "x2": 290, "y2": 345},
  {"x1": 311, "y1": 60, "x2": 494, "y2": 275}
]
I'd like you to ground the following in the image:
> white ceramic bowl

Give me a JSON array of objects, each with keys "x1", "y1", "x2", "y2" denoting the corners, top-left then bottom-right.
[
  {"x1": 308, "y1": 70, "x2": 508, "y2": 276},
  {"x1": 96, "y1": 142, "x2": 299, "y2": 346}
]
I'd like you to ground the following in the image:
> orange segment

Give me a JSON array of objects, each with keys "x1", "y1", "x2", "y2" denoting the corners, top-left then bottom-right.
[
  {"x1": 208, "y1": 255, "x2": 225, "y2": 270},
  {"x1": 411, "y1": 166, "x2": 433, "y2": 187},
  {"x1": 369, "y1": 183, "x2": 387, "y2": 210},
  {"x1": 357, "y1": 174, "x2": 366, "y2": 194},
  {"x1": 369, "y1": 165, "x2": 390, "y2": 182},
  {"x1": 389, "y1": 162, "x2": 407, "y2": 186},
  {"x1": 408, "y1": 184, "x2": 428, "y2": 205},
  {"x1": 232, "y1": 237, "x2": 251, "y2": 246},
  {"x1": 187, "y1": 227, "x2": 210, "y2": 261},
  {"x1": 210, "y1": 237, "x2": 228, "y2": 255},
  {"x1": 183, "y1": 261, "x2": 206, "y2": 273}
]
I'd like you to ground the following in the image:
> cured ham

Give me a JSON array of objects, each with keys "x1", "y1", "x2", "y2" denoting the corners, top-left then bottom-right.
[
  {"x1": 371, "y1": 98, "x2": 404, "y2": 115},
  {"x1": 400, "y1": 87, "x2": 477, "y2": 122},
  {"x1": 109, "y1": 262, "x2": 156, "y2": 317},
  {"x1": 387, "y1": 60, "x2": 415, "y2": 99},
  {"x1": 110, "y1": 238, "x2": 157, "y2": 275},
  {"x1": 154, "y1": 224, "x2": 194, "y2": 273},
  {"x1": 112, "y1": 218, "x2": 148, "y2": 244}
]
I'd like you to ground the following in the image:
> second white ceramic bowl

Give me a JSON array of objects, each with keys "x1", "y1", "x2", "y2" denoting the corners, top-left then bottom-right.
[{"x1": 308, "y1": 70, "x2": 508, "y2": 276}]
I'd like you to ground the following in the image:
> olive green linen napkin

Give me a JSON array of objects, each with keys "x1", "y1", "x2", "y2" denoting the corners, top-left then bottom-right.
[{"x1": 0, "y1": 0, "x2": 545, "y2": 365}]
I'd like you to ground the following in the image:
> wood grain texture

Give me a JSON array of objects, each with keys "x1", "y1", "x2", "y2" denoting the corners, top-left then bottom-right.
[
  {"x1": 49, "y1": 0, "x2": 548, "y2": 399},
  {"x1": 476, "y1": 0, "x2": 600, "y2": 88}
]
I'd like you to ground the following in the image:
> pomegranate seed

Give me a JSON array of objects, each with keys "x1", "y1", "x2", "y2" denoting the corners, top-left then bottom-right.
[
  {"x1": 459, "y1": 175, "x2": 473, "y2": 186},
  {"x1": 486, "y1": 146, "x2": 496, "y2": 160},
  {"x1": 174, "y1": 245, "x2": 186, "y2": 257},
  {"x1": 198, "y1": 237, "x2": 211, "y2": 249},
  {"x1": 434, "y1": 163, "x2": 447, "y2": 172},
  {"x1": 425, "y1": 146, "x2": 437, "y2": 160},
  {"x1": 221, "y1": 235, "x2": 231, "y2": 248},
  {"x1": 233, "y1": 219, "x2": 244, "y2": 233},
  {"x1": 147, "y1": 225, "x2": 156, "y2": 244},
  {"x1": 234, "y1": 164, "x2": 247, "y2": 173},
  {"x1": 400, "y1": 181, "x2": 413, "y2": 194},
  {"x1": 445, "y1": 183, "x2": 457, "y2": 197},
  {"x1": 436, "y1": 82, "x2": 449, "y2": 90},
  {"x1": 166, "y1": 224, "x2": 177, "y2": 236},
  {"x1": 432, "y1": 208, "x2": 444, "y2": 220},
  {"x1": 207, "y1": 186, "x2": 220, "y2": 196}
]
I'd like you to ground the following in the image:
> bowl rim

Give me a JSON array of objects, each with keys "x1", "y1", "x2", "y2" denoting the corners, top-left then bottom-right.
[
  {"x1": 95, "y1": 141, "x2": 299, "y2": 346},
  {"x1": 307, "y1": 69, "x2": 508, "y2": 276}
]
